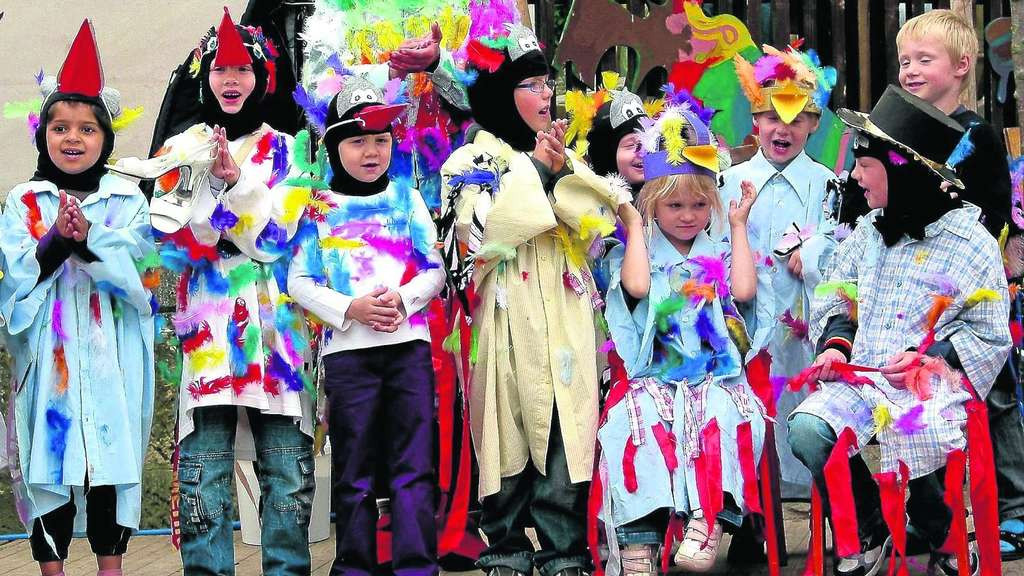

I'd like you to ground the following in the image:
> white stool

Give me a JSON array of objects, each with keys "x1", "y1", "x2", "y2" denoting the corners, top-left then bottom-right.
[{"x1": 235, "y1": 450, "x2": 332, "y2": 545}]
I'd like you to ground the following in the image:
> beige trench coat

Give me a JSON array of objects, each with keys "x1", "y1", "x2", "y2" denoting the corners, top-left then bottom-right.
[{"x1": 441, "y1": 130, "x2": 623, "y2": 498}]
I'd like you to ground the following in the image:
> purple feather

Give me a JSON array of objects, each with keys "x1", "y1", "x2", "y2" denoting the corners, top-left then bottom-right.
[
  {"x1": 893, "y1": 404, "x2": 927, "y2": 435},
  {"x1": 52, "y1": 299, "x2": 67, "y2": 343},
  {"x1": 662, "y1": 83, "x2": 715, "y2": 125},
  {"x1": 257, "y1": 220, "x2": 289, "y2": 252},
  {"x1": 770, "y1": 375, "x2": 788, "y2": 404},
  {"x1": 267, "y1": 134, "x2": 289, "y2": 188},
  {"x1": 35, "y1": 68, "x2": 45, "y2": 85},
  {"x1": 695, "y1": 308, "x2": 727, "y2": 349},
  {"x1": 753, "y1": 55, "x2": 784, "y2": 84},
  {"x1": 325, "y1": 53, "x2": 351, "y2": 77},
  {"x1": 209, "y1": 204, "x2": 239, "y2": 232},
  {"x1": 292, "y1": 85, "x2": 328, "y2": 133},
  {"x1": 923, "y1": 272, "x2": 959, "y2": 297},
  {"x1": 268, "y1": 351, "x2": 304, "y2": 391},
  {"x1": 691, "y1": 254, "x2": 729, "y2": 298}
]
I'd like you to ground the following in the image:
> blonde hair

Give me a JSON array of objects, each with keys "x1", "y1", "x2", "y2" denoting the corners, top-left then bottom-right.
[
  {"x1": 637, "y1": 173, "x2": 722, "y2": 225},
  {"x1": 897, "y1": 9, "x2": 978, "y2": 85}
]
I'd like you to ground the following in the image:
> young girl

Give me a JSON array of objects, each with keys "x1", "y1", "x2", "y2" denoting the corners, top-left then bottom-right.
[
  {"x1": 601, "y1": 101, "x2": 765, "y2": 573},
  {"x1": 0, "y1": 21, "x2": 157, "y2": 576},
  {"x1": 288, "y1": 74, "x2": 445, "y2": 576},
  {"x1": 149, "y1": 10, "x2": 315, "y2": 574}
]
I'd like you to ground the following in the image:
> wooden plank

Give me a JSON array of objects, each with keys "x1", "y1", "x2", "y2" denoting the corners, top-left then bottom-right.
[
  {"x1": 803, "y1": 0, "x2": 818, "y2": 47},
  {"x1": 884, "y1": 0, "x2": 900, "y2": 89},
  {"x1": 832, "y1": 0, "x2": 848, "y2": 109},
  {"x1": 747, "y1": 0, "x2": 762, "y2": 45},
  {"x1": 951, "y1": 0, "x2": 977, "y2": 110},
  {"x1": 773, "y1": 0, "x2": 791, "y2": 46},
  {"x1": 858, "y1": 0, "x2": 872, "y2": 110}
]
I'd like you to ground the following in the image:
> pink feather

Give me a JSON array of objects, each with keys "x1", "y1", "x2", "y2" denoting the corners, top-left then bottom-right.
[
  {"x1": 691, "y1": 254, "x2": 729, "y2": 299},
  {"x1": 52, "y1": 299, "x2": 67, "y2": 343},
  {"x1": 753, "y1": 55, "x2": 784, "y2": 84},
  {"x1": 923, "y1": 273, "x2": 959, "y2": 297},
  {"x1": 780, "y1": 309, "x2": 808, "y2": 341}
]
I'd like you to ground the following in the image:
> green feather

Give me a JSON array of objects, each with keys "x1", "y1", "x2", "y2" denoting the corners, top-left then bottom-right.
[
  {"x1": 3, "y1": 99, "x2": 41, "y2": 119},
  {"x1": 228, "y1": 262, "x2": 262, "y2": 296}
]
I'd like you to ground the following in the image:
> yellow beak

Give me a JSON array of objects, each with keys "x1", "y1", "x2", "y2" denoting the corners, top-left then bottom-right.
[
  {"x1": 681, "y1": 144, "x2": 720, "y2": 173},
  {"x1": 770, "y1": 82, "x2": 810, "y2": 124}
]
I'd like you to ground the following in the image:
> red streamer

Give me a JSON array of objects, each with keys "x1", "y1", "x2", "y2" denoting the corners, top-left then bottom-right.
[
  {"x1": 966, "y1": 399, "x2": 1002, "y2": 576},
  {"x1": 803, "y1": 486, "x2": 824, "y2": 576},
  {"x1": 758, "y1": 442, "x2": 781, "y2": 576},
  {"x1": 696, "y1": 418, "x2": 723, "y2": 542},
  {"x1": 737, "y1": 421, "x2": 762, "y2": 514},
  {"x1": 938, "y1": 449, "x2": 969, "y2": 576},
  {"x1": 874, "y1": 461, "x2": 910, "y2": 576},
  {"x1": 651, "y1": 422, "x2": 678, "y2": 473},
  {"x1": 622, "y1": 439, "x2": 639, "y2": 493},
  {"x1": 746, "y1": 349, "x2": 776, "y2": 417},
  {"x1": 588, "y1": 461, "x2": 605, "y2": 576},
  {"x1": 824, "y1": 427, "x2": 861, "y2": 558}
]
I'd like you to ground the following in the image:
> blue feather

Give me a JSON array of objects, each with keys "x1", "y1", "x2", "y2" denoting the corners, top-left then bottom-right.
[
  {"x1": 946, "y1": 126, "x2": 975, "y2": 168},
  {"x1": 293, "y1": 85, "x2": 328, "y2": 133}
]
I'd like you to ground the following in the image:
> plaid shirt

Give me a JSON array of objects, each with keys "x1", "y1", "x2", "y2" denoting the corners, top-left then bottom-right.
[{"x1": 797, "y1": 205, "x2": 1010, "y2": 477}]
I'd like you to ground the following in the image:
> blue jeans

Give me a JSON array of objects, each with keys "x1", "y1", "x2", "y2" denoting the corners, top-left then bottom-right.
[
  {"x1": 788, "y1": 412, "x2": 951, "y2": 549},
  {"x1": 178, "y1": 406, "x2": 314, "y2": 576}
]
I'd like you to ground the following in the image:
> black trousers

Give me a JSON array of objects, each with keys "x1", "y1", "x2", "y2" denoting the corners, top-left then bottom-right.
[{"x1": 29, "y1": 484, "x2": 131, "y2": 562}]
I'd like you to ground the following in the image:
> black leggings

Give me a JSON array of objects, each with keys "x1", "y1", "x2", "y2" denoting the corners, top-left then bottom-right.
[{"x1": 29, "y1": 485, "x2": 132, "y2": 562}]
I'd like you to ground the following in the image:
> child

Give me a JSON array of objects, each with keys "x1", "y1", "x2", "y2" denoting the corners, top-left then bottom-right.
[
  {"x1": 566, "y1": 83, "x2": 649, "y2": 187},
  {"x1": 601, "y1": 98, "x2": 765, "y2": 573},
  {"x1": 149, "y1": 10, "x2": 314, "y2": 574},
  {"x1": 439, "y1": 22, "x2": 630, "y2": 576},
  {"x1": 897, "y1": 11, "x2": 1024, "y2": 558},
  {"x1": 288, "y1": 75, "x2": 446, "y2": 576},
  {"x1": 720, "y1": 45, "x2": 840, "y2": 497},
  {"x1": 0, "y1": 20, "x2": 157, "y2": 576},
  {"x1": 789, "y1": 85, "x2": 1010, "y2": 576}
]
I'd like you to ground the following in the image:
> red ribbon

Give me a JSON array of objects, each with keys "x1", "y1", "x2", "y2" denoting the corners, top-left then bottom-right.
[
  {"x1": 938, "y1": 449, "x2": 969, "y2": 576},
  {"x1": 746, "y1": 349, "x2": 776, "y2": 418},
  {"x1": 623, "y1": 439, "x2": 639, "y2": 493},
  {"x1": 661, "y1": 513, "x2": 685, "y2": 574},
  {"x1": 438, "y1": 306, "x2": 473, "y2": 555},
  {"x1": 966, "y1": 399, "x2": 1002, "y2": 576},
  {"x1": 874, "y1": 461, "x2": 910, "y2": 576},
  {"x1": 737, "y1": 421, "x2": 762, "y2": 515},
  {"x1": 587, "y1": 462, "x2": 605, "y2": 576},
  {"x1": 803, "y1": 486, "x2": 825, "y2": 576},
  {"x1": 824, "y1": 427, "x2": 861, "y2": 558},
  {"x1": 696, "y1": 418, "x2": 723, "y2": 547},
  {"x1": 651, "y1": 421, "x2": 679, "y2": 473},
  {"x1": 758, "y1": 435, "x2": 781, "y2": 576}
]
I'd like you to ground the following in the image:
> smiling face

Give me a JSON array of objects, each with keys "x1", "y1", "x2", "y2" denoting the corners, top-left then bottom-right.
[
  {"x1": 754, "y1": 110, "x2": 819, "y2": 164},
  {"x1": 616, "y1": 133, "x2": 644, "y2": 185},
  {"x1": 851, "y1": 155, "x2": 889, "y2": 209},
  {"x1": 513, "y1": 75, "x2": 553, "y2": 133},
  {"x1": 45, "y1": 101, "x2": 105, "y2": 176},
  {"x1": 338, "y1": 132, "x2": 393, "y2": 183},
  {"x1": 897, "y1": 34, "x2": 969, "y2": 114},
  {"x1": 209, "y1": 64, "x2": 256, "y2": 114}
]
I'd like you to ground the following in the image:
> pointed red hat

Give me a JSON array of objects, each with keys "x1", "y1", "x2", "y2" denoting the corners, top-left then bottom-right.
[
  {"x1": 57, "y1": 19, "x2": 104, "y2": 98},
  {"x1": 355, "y1": 104, "x2": 408, "y2": 132},
  {"x1": 213, "y1": 7, "x2": 252, "y2": 67}
]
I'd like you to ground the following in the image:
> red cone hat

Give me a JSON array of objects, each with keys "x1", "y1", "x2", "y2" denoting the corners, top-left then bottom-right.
[
  {"x1": 57, "y1": 19, "x2": 103, "y2": 97},
  {"x1": 213, "y1": 7, "x2": 252, "y2": 67}
]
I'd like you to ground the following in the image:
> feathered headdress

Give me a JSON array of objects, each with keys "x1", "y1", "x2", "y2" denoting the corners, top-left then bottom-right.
[
  {"x1": 734, "y1": 42, "x2": 837, "y2": 124},
  {"x1": 637, "y1": 85, "x2": 730, "y2": 180}
]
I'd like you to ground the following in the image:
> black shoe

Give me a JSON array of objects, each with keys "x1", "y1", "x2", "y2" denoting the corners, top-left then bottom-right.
[
  {"x1": 927, "y1": 541, "x2": 979, "y2": 576},
  {"x1": 551, "y1": 568, "x2": 591, "y2": 576},
  {"x1": 486, "y1": 568, "x2": 528, "y2": 576},
  {"x1": 834, "y1": 531, "x2": 891, "y2": 576}
]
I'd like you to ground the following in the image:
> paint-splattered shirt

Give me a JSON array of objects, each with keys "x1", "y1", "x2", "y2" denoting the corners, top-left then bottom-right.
[{"x1": 0, "y1": 175, "x2": 157, "y2": 529}]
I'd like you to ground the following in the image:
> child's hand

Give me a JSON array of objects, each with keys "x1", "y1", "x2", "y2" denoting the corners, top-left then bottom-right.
[
  {"x1": 66, "y1": 198, "x2": 90, "y2": 242},
  {"x1": 879, "y1": 351, "x2": 923, "y2": 389},
  {"x1": 55, "y1": 190, "x2": 76, "y2": 239},
  {"x1": 345, "y1": 286, "x2": 401, "y2": 327},
  {"x1": 372, "y1": 290, "x2": 407, "y2": 333},
  {"x1": 786, "y1": 248, "x2": 804, "y2": 279},
  {"x1": 806, "y1": 348, "x2": 847, "y2": 382},
  {"x1": 210, "y1": 126, "x2": 240, "y2": 187},
  {"x1": 617, "y1": 201, "x2": 643, "y2": 230},
  {"x1": 533, "y1": 120, "x2": 568, "y2": 174},
  {"x1": 729, "y1": 180, "x2": 757, "y2": 228},
  {"x1": 388, "y1": 22, "x2": 442, "y2": 77}
]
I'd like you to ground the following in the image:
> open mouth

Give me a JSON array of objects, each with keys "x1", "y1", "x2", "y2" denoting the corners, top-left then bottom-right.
[
  {"x1": 904, "y1": 81, "x2": 925, "y2": 92},
  {"x1": 770, "y1": 139, "x2": 792, "y2": 155},
  {"x1": 361, "y1": 162, "x2": 381, "y2": 172},
  {"x1": 221, "y1": 90, "x2": 243, "y2": 103},
  {"x1": 62, "y1": 149, "x2": 85, "y2": 159},
  {"x1": 538, "y1": 106, "x2": 550, "y2": 117}
]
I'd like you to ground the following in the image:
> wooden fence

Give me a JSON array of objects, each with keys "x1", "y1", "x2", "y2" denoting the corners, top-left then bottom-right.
[{"x1": 532, "y1": 0, "x2": 1016, "y2": 129}]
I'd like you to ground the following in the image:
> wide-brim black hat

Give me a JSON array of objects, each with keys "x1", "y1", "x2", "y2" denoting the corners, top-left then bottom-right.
[{"x1": 837, "y1": 85, "x2": 964, "y2": 188}]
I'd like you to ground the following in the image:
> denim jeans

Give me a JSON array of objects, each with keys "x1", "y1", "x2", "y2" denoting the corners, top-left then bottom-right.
[
  {"x1": 178, "y1": 405, "x2": 314, "y2": 576},
  {"x1": 477, "y1": 410, "x2": 590, "y2": 576},
  {"x1": 788, "y1": 412, "x2": 951, "y2": 550}
]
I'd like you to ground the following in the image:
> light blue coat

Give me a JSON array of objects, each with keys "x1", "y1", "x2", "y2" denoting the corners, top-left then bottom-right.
[
  {"x1": 600, "y1": 227, "x2": 764, "y2": 527},
  {"x1": 0, "y1": 175, "x2": 156, "y2": 530}
]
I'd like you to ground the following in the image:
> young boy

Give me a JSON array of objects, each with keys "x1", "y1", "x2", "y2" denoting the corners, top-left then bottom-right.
[
  {"x1": 897, "y1": 10, "x2": 1024, "y2": 558},
  {"x1": 288, "y1": 75, "x2": 446, "y2": 576},
  {"x1": 440, "y1": 22, "x2": 630, "y2": 576},
  {"x1": 719, "y1": 45, "x2": 841, "y2": 498},
  {"x1": 789, "y1": 85, "x2": 1010, "y2": 576},
  {"x1": 0, "y1": 20, "x2": 157, "y2": 576}
]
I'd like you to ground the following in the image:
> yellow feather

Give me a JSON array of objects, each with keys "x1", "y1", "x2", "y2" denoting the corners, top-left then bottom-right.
[
  {"x1": 554, "y1": 227, "x2": 586, "y2": 268},
  {"x1": 873, "y1": 404, "x2": 893, "y2": 434},
  {"x1": 282, "y1": 187, "x2": 312, "y2": 224},
  {"x1": 188, "y1": 54, "x2": 201, "y2": 78},
  {"x1": 190, "y1": 347, "x2": 226, "y2": 373},
  {"x1": 578, "y1": 213, "x2": 615, "y2": 241},
  {"x1": 231, "y1": 214, "x2": 256, "y2": 235},
  {"x1": 601, "y1": 71, "x2": 621, "y2": 91},
  {"x1": 321, "y1": 237, "x2": 366, "y2": 250},
  {"x1": 564, "y1": 90, "x2": 598, "y2": 156},
  {"x1": 965, "y1": 288, "x2": 1001, "y2": 308},
  {"x1": 661, "y1": 116, "x2": 686, "y2": 164},
  {"x1": 643, "y1": 98, "x2": 664, "y2": 118},
  {"x1": 111, "y1": 106, "x2": 144, "y2": 132},
  {"x1": 999, "y1": 223, "x2": 1010, "y2": 251}
]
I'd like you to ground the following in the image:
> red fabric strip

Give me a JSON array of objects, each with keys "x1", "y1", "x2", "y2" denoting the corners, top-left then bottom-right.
[
  {"x1": 696, "y1": 418, "x2": 723, "y2": 543},
  {"x1": 429, "y1": 301, "x2": 455, "y2": 492},
  {"x1": 803, "y1": 486, "x2": 824, "y2": 576},
  {"x1": 758, "y1": 445, "x2": 781, "y2": 576},
  {"x1": 938, "y1": 449, "x2": 969, "y2": 576},
  {"x1": 437, "y1": 383, "x2": 472, "y2": 555},
  {"x1": 874, "y1": 461, "x2": 910, "y2": 576},
  {"x1": 623, "y1": 439, "x2": 639, "y2": 493},
  {"x1": 824, "y1": 427, "x2": 861, "y2": 558},
  {"x1": 588, "y1": 463, "x2": 605, "y2": 576},
  {"x1": 651, "y1": 421, "x2": 679, "y2": 473},
  {"x1": 661, "y1": 513, "x2": 684, "y2": 574},
  {"x1": 736, "y1": 421, "x2": 762, "y2": 514},
  {"x1": 966, "y1": 399, "x2": 1002, "y2": 576},
  {"x1": 747, "y1": 349, "x2": 776, "y2": 418}
]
